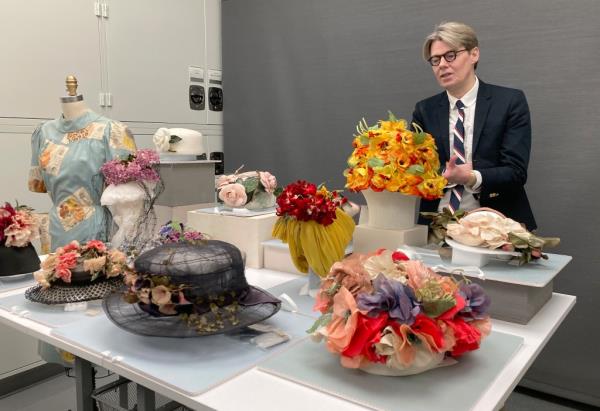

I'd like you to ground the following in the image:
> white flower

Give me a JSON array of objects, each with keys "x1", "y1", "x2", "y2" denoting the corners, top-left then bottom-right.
[
  {"x1": 363, "y1": 250, "x2": 407, "y2": 283},
  {"x1": 152, "y1": 128, "x2": 171, "y2": 152}
]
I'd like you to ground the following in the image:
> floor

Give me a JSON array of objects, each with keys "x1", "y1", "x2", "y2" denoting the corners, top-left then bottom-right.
[{"x1": 0, "y1": 372, "x2": 596, "y2": 411}]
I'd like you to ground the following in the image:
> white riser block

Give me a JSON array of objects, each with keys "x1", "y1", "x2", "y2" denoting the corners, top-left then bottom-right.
[
  {"x1": 262, "y1": 240, "x2": 303, "y2": 275},
  {"x1": 187, "y1": 210, "x2": 277, "y2": 268},
  {"x1": 154, "y1": 203, "x2": 216, "y2": 226},
  {"x1": 353, "y1": 224, "x2": 427, "y2": 254}
]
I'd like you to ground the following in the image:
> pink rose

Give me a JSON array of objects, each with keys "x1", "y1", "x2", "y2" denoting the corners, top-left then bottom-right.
[
  {"x1": 151, "y1": 285, "x2": 172, "y2": 305},
  {"x1": 259, "y1": 171, "x2": 277, "y2": 193},
  {"x1": 55, "y1": 266, "x2": 72, "y2": 283},
  {"x1": 218, "y1": 183, "x2": 248, "y2": 207},
  {"x1": 85, "y1": 240, "x2": 107, "y2": 253},
  {"x1": 216, "y1": 174, "x2": 238, "y2": 188}
]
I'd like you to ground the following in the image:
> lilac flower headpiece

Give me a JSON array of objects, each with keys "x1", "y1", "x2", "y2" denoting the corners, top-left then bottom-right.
[{"x1": 100, "y1": 149, "x2": 160, "y2": 186}]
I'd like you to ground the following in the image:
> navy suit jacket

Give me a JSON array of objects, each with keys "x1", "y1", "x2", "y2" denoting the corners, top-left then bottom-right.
[{"x1": 411, "y1": 80, "x2": 537, "y2": 230}]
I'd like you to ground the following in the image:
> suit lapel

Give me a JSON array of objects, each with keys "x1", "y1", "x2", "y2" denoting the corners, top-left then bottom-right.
[
  {"x1": 473, "y1": 80, "x2": 492, "y2": 155},
  {"x1": 436, "y1": 92, "x2": 450, "y2": 162}
]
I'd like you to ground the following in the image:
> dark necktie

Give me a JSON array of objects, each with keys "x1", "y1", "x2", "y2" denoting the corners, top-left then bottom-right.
[{"x1": 448, "y1": 100, "x2": 465, "y2": 213}]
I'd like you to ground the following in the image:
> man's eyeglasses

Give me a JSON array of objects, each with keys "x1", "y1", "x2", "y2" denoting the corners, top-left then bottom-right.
[{"x1": 428, "y1": 49, "x2": 468, "y2": 66}]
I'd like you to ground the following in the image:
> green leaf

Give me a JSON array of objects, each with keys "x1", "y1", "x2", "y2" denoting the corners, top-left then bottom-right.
[
  {"x1": 273, "y1": 187, "x2": 283, "y2": 197},
  {"x1": 359, "y1": 135, "x2": 370, "y2": 145},
  {"x1": 421, "y1": 295, "x2": 456, "y2": 317},
  {"x1": 241, "y1": 177, "x2": 259, "y2": 193},
  {"x1": 406, "y1": 164, "x2": 425, "y2": 175},
  {"x1": 387, "y1": 110, "x2": 398, "y2": 122},
  {"x1": 368, "y1": 157, "x2": 385, "y2": 168},
  {"x1": 169, "y1": 135, "x2": 182, "y2": 144},
  {"x1": 413, "y1": 132, "x2": 426, "y2": 145},
  {"x1": 306, "y1": 313, "x2": 332, "y2": 334}
]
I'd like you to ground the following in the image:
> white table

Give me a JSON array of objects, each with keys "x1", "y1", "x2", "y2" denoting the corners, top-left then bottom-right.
[{"x1": 0, "y1": 268, "x2": 575, "y2": 411}]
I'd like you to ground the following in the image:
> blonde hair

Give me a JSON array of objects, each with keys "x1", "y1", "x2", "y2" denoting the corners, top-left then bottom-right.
[{"x1": 423, "y1": 22, "x2": 479, "y2": 69}]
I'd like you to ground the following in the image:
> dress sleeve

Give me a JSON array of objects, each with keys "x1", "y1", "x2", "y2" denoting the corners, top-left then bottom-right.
[
  {"x1": 28, "y1": 124, "x2": 47, "y2": 193},
  {"x1": 105, "y1": 120, "x2": 137, "y2": 161}
]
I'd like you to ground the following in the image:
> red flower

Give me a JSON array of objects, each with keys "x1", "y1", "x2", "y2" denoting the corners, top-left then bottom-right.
[
  {"x1": 342, "y1": 312, "x2": 389, "y2": 362},
  {"x1": 411, "y1": 314, "x2": 445, "y2": 351},
  {"x1": 436, "y1": 293, "x2": 466, "y2": 321},
  {"x1": 0, "y1": 202, "x2": 17, "y2": 245},
  {"x1": 275, "y1": 180, "x2": 346, "y2": 226},
  {"x1": 392, "y1": 250, "x2": 409, "y2": 262},
  {"x1": 445, "y1": 317, "x2": 482, "y2": 357}
]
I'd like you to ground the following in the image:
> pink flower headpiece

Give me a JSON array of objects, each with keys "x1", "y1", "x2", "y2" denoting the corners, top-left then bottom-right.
[
  {"x1": 0, "y1": 202, "x2": 39, "y2": 248},
  {"x1": 100, "y1": 149, "x2": 160, "y2": 186}
]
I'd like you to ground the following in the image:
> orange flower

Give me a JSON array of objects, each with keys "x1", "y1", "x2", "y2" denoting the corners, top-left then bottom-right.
[
  {"x1": 345, "y1": 167, "x2": 371, "y2": 191},
  {"x1": 325, "y1": 286, "x2": 360, "y2": 354},
  {"x1": 370, "y1": 174, "x2": 388, "y2": 191}
]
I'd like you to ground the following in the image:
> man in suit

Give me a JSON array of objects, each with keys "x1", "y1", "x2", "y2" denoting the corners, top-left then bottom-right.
[{"x1": 412, "y1": 22, "x2": 536, "y2": 230}]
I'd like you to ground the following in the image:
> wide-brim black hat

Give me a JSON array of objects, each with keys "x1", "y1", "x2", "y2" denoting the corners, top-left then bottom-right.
[
  {"x1": 102, "y1": 241, "x2": 281, "y2": 337},
  {"x1": 25, "y1": 273, "x2": 123, "y2": 305}
]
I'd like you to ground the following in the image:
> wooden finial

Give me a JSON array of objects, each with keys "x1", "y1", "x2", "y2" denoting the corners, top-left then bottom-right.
[{"x1": 65, "y1": 75, "x2": 78, "y2": 96}]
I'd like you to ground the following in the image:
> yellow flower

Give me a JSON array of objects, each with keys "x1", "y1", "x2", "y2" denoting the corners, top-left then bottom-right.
[
  {"x1": 370, "y1": 174, "x2": 388, "y2": 191},
  {"x1": 345, "y1": 168, "x2": 371, "y2": 191},
  {"x1": 346, "y1": 113, "x2": 445, "y2": 198},
  {"x1": 418, "y1": 176, "x2": 447, "y2": 200}
]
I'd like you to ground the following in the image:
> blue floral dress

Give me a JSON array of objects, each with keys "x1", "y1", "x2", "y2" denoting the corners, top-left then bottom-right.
[{"x1": 29, "y1": 110, "x2": 136, "y2": 250}]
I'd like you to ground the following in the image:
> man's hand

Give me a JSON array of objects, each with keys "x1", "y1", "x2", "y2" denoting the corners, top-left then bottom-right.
[{"x1": 443, "y1": 156, "x2": 475, "y2": 186}]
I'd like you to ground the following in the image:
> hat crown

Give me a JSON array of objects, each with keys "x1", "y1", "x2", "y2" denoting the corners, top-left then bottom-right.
[{"x1": 134, "y1": 241, "x2": 249, "y2": 295}]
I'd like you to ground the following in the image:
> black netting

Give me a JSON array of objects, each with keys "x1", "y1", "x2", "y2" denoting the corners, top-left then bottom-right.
[
  {"x1": 102, "y1": 241, "x2": 281, "y2": 337},
  {"x1": 25, "y1": 277, "x2": 123, "y2": 305},
  {"x1": 118, "y1": 179, "x2": 164, "y2": 255},
  {"x1": 134, "y1": 241, "x2": 248, "y2": 298}
]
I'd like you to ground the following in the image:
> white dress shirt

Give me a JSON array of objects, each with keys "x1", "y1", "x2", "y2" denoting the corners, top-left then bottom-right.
[{"x1": 438, "y1": 77, "x2": 483, "y2": 212}]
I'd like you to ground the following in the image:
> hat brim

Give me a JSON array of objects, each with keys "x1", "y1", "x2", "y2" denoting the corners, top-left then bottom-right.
[
  {"x1": 25, "y1": 277, "x2": 123, "y2": 305},
  {"x1": 102, "y1": 286, "x2": 281, "y2": 337}
]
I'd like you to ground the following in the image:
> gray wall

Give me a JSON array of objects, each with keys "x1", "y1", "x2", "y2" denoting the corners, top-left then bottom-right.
[{"x1": 223, "y1": 0, "x2": 600, "y2": 404}]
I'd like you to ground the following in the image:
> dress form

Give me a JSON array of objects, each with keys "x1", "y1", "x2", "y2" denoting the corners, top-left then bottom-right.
[{"x1": 60, "y1": 75, "x2": 89, "y2": 120}]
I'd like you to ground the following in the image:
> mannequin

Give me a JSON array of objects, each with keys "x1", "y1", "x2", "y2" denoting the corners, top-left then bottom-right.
[
  {"x1": 31, "y1": 75, "x2": 138, "y2": 368},
  {"x1": 61, "y1": 75, "x2": 90, "y2": 120},
  {"x1": 28, "y1": 75, "x2": 137, "y2": 250},
  {"x1": 100, "y1": 181, "x2": 152, "y2": 249}
]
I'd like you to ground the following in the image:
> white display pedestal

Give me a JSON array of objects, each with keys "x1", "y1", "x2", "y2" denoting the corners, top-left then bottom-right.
[
  {"x1": 187, "y1": 209, "x2": 277, "y2": 268},
  {"x1": 262, "y1": 239, "x2": 303, "y2": 274},
  {"x1": 155, "y1": 203, "x2": 216, "y2": 225},
  {"x1": 415, "y1": 248, "x2": 572, "y2": 324},
  {"x1": 352, "y1": 205, "x2": 427, "y2": 253}
]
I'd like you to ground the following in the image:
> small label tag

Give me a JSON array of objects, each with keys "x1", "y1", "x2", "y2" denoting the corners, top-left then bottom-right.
[{"x1": 64, "y1": 302, "x2": 88, "y2": 312}]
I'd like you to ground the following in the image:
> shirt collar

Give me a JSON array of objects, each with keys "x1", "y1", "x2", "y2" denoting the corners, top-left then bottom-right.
[{"x1": 447, "y1": 77, "x2": 479, "y2": 110}]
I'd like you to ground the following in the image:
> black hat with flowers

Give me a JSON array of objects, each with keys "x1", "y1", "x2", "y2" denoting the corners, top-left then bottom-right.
[
  {"x1": 102, "y1": 240, "x2": 281, "y2": 337},
  {"x1": 0, "y1": 202, "x2": 40, "y2": 277},
  {"x1": 25, "y1": 240, "x2": 127, "y2": 305}
]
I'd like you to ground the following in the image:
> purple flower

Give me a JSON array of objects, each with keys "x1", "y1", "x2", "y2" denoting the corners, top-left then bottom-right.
[
  {"x1": 100, "y1": 149, "x2": 160, "y2": 185},
  {"x1": 459, "y1": 283, "x2": 491, "y2": 319},
  {"x1": 356, "y1": 274, "x2": 421, "y2": 325}
]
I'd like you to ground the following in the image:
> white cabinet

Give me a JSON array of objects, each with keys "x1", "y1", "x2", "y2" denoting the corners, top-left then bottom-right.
[
  {"x1": 0, "y1": 325, "x2": 43, "y2": 379},
  {"x1": 0, "y1": 0, "x2": 102, "y2": 119},
  {"x1": 103, "y1": 0, "x2": 208, "y2": 124}
]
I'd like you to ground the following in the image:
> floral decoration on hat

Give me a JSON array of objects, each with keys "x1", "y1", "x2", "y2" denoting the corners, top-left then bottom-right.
[
  {"x1": 217, "y1": 167, "x2": 282, "y2": 209},
  {"x1": 309, "y1": 249, "x2": 491, "y2": 374},
  {"x1": 272, "y1": 181, "x2": 355, "y2": 277},
  {"x1": 0, "y1": 202, "x2": 39, "y2": 248},
  {"x1": 100, "y1": 149, "x2": 160, "y2": 186},
  {"x1": 422, "y1": 207, "x2": 560, "y2": 265},
  {"x1": 33, "y1": 240, "x2": 128, "y2": 288},
  {"x1": 344, "y1": 111, "x2": 446, "y2": 199}
]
